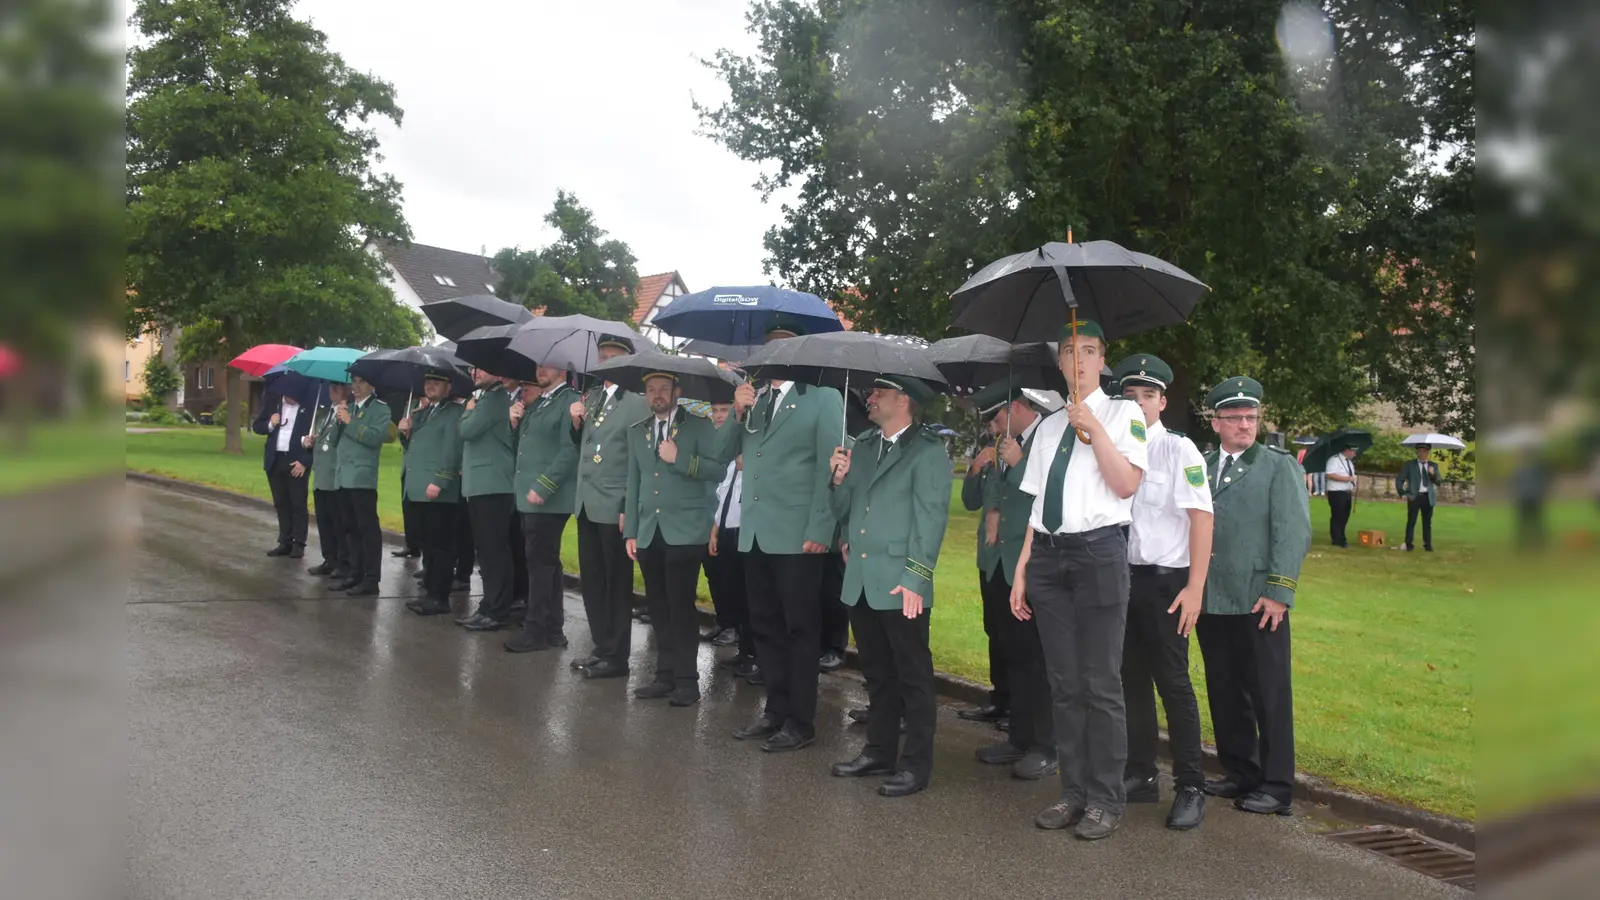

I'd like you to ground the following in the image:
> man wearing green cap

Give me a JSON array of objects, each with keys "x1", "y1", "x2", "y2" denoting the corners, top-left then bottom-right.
[
  {"x1": 1198, "y1": 375, "x2": 1311, "y2": 817},
  {"x1": 567, "y1": 335, "x2": 649, "y2": 679},
  {"x1": 623, "y1": 373, "x2": 725, "y2": 707},
  {"x1": 1011, "y1": 319, "x2": 1148, "y2": 840},
  {"x1": 331, "y1": 374, "x2": 392, "y2": 596},
  {"x1": 455, "y1": 367, "x2": 519, "y2": 630},
  {"x1": 1112, "y1": 354, "x2": 1212, "y2": 830},
  {"x1": 825, "y1": 374, "x2": 951, "y2": 796},
  {"x1": 399, "y1": 372, "x2": 466, "y2": 617},
  {"x1": 504, "y1": 365, "x2": 580, "y2": 651},
  {"x1": 717, "y1": 318, "x2": 846, "y2": 752}
]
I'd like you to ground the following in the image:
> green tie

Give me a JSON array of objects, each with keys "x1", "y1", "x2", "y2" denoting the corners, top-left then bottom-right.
[{"x1": 1040, "y1": 431, "x2": 1077, "y2": 533}]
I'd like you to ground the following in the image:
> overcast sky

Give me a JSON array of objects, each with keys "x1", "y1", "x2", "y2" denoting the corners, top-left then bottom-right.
[{"x1": 291, "y1": 0, "x2": 785, "y2": 287}]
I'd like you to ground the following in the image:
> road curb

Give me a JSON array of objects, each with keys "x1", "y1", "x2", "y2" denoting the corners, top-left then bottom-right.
[{"x1": 126, "y1": 471, "x2": 1475, "y2": 849}]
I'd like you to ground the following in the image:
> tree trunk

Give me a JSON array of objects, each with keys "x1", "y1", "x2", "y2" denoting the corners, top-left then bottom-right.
[{"x1": 222, "y1": 318, "x2": 243, "y2": 454}]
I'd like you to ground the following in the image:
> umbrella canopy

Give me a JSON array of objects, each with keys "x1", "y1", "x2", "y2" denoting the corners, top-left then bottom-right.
[
  {"x1": 589, "y1": 349, "x2": 743, "y2": 404},
  {"x1": 927, "y1": 334, "x2": 1068, "y2": 394},
  {"x1": 1301, "y1": 427, "x2": 1374, "y2": 474},
  {"x1": 742, "y1": 331, "x2": 948, "y2": 396},
  {"x1": 0, "y1": 344, "x2": 22, "y2": 379},
  {"x1": 1401, "y1": 433, "x2": 1467, "y2": 451},
  {"x1": 281, "y1": 346, "x2": 363, "y2": 384},
  {"x1": 502, "y1": 315, "x2": 654, "y2": 377},
  {"x1": 949, "y1": 240, "x2": 1207, "y2": 343},
  {"x1": 227, "y1": 343, "x2": 303, "y2": 377},
  {"x1": 422, "y1": 294, "x2": 534, "y2": 342},
  {"x1": 649, "y1": 285, "x2": 844, "y2": 345},
  {"x1": 680, "y1": 338, "x2": 757, "y2": 363},
  {"x1": 347, "y1": 346, "x2": 474, "y2": 399}
]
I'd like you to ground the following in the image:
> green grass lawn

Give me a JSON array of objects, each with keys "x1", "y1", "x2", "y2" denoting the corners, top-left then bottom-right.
[
  {"x1": 128, "y1": 429, "x2": 1477, "y2": 819},
  {"x1": 0, "y1": 419, "x2": 124, "y2": 495}
]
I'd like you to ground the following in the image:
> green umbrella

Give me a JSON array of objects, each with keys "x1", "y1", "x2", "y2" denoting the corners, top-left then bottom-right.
[
  {"x1": 1301, "y1": 427, "x2": 1373, "y2": 474},
  {"x1": 281, "y1": 346, "x2": 363, "y2": 384}
]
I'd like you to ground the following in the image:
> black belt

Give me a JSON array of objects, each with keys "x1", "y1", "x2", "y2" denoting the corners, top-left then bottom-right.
[
  {"x1": 1131, "y1": 563, "x2": 1188, "y2": 577},
  {"x1": 1031, "y1": 524, "x2": 1124, "y2": 549}
]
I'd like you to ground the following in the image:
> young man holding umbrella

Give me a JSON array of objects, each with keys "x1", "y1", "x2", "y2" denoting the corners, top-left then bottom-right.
[
  {"x1": 505, "y1": 365, "x2": 580, "y2": 652},
  {"x1": 331, "y1": 374, "x2": 392, "y2": 596},
  {"x1": 398, "y1": 373, "x2": 465, "y2": 616},
  {"x1": 304, "y1": 381, "x2": 352, "y2": 580},
  {"x1": 1395, "y1": 445, "x2": 1441, "y2": 552}
]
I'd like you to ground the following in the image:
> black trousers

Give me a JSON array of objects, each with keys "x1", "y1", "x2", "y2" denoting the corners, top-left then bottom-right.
[
  {"x1": 820, "y1": 549, "x2": 849, "y2": 656},
  {"x1": 266, "y1": 456, "x2": 309, "y2": 547},
  {"x1": 705, "y1": 527, "x2": 753, "y2": 659},
  {"x1": 744, "y1": 542, "x2": 824, "y2": 736},
  {"x1": 455, "y1": 499, "x2": 475, "y2": 580},
  {"x1": 419, "y1": 501, "x2": 458, "y2": 602},
  {"x1": 1196, "y1": 612, "x2": 1295, "y2": 803},
  {"x1": 400, "y1": 472, "x2": 423, "y2": 555},
  {"x1": 849, "y1": 597, "x2": 936, "y2": 781},
  {"x1": 510, "y1": 512, "x2": 529, "y2": 603},
  {"x1": 639, "y1": 540, "x2": 706, "y2": 688},
  {"x1": 1405, "y1": 497, "x2": 1434, "y2": 549},
  {"x1": 576, "y1": 511, "x2": 634, "y2": 666},
  {"x1": 312, "y1": 488, "x2": 347, "y2": 568},
  {"x1": 518, "y1": 512, "x2": 570, "y2": 642},
  {"x1": 342, "y1": 488, "x2": 381, "y2": 587},
  {"x1": 978, "y1": 566, "x2": 1013, "y2": 711},
  {"x1": 1327, "y1": 490, "x2": 1353, "y2": 547},
  {"x1": 998, "y1": 571, "x2": 1054, "y2": 753},
  {"x1": 468, "y1": 494, "x2": 516, "y2": 621},
  {"x1": 1025, "y1": 528, "x2": 1131, "y2": 814},
  {"x1": 1122, "y1": 566, "x2": 1205, "y2": 789}
]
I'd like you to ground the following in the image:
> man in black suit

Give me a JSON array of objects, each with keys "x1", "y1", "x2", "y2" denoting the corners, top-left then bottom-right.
[
  {"x1": 1395, "y1": 445, "x2": 1442, "y2": 552},
  {"x1": 252, "y1": 380, "x2": 316, "y2": 558}
]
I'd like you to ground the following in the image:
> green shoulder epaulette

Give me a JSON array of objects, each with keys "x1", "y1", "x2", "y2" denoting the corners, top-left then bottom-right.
[
  {"x1": 854, "y1": 427, "x2": 880, "y2": 442},
  {"x1": 1267, "y1": 444, "x2": 1291, "y2": 454},
  {"x1": 630, "y1": 416, "x2": 653, "y2": 430}
]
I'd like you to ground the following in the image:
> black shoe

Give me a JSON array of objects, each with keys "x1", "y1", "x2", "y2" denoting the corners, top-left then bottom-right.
[
  {"x1": 266, "y1": 544, "x2": 291, "y2": 557},
  {"x1": 732, "y1": 716, "x2": 781, "y2": 741},
  {"x1": 717, "y1": 655, "x2": 743, "y2": 669},
  {"x1": 743, "y1": 664, "x2": 764, "y2": 685},
  {"x1": 760, "y1": 726, "x2": 814, "y2": 753},
  {"x1": 1234, "y1": 790, "x2": 1293, "y2": 816},
  {"x1": 503, "y1": 633, "x2": 553, "y2": 653},
  {"x1": 995, "y1": 718, "x2": 1010, "y2": 733},
  {"x1": 975, "y1": 742, "x2": 1026, "y2": 765},
  {"x1": 957, "y1": 704, "x2": 1007, "y2": 723},
  {"x1": 569, "y1": 655, "x2": 600, "y2": 671},
  {"x1": 288, "y1": 544, "x2": 305, "y2": 559},
  {"x1": 307, "y1": 562, "x2": 335, "y2": 576},
  {"x1": 463, "y1": 615, "x2": 508, "y2": 632},
  {"x1": 508, "y1": 600, "x2": 527, "y2": 618},
  {"x1": 452, "y1": 579, "x2": 471, "y2": 592},
  {"x1": 631, "y1": 607, "x2": 649, "y2": 621},
  {"x1": 831, "y1": 755, "x2": 894, "y2": 778},
  {"x1": 409, "y1": 598, "x2": 452, "y2": 616},
  {"x1": 333, "y1": 577, "x2": 361, "y2": 592},
  {"x1": 1203, "y1": 778, "x2": 1251, "y2": 799},
  {"x1": 580, "y1": 659, "x2": 628, "y2": 679},
  {"x1": 1167, "y1": 786, "x2": 1206, "y2": 830},
  {"x1": 1011, "y1": 751, "x2": 1059, "y2": 781},
  {"x1": 818, "y1": 651, "x2": 845, "y2": 672},
  {"x1": 1074, "y1": 807, "x2": 1122, "y2": 841},
  {"x1": 1424, "y1": 545, "x2": 1434, "y2": 552},
  {"x1": 1034, "y1": 800, "x2": 1086, "y2": 830},
  {"x1": 709, "y1": 627, "x2": 739, "y2": 647},
  {"x1": 847, "y1": 707, "x2": 870, "y2": 724},
  {"x1": 550, "y1": 633, "x2": 570, "y2": 648},
  {"x1": 633, "y1": 681, "x2": 674, "y2": 700},
  {"x1": 668, "y1": 686, "x2": 701, "y2": 707},
  {"x1": 345, "y1": 582, "x2": 379, "y2": 597},
  {"x1": 878, "y1": 771, "x2": 928, "y2": 798},
  {"x1": 453, "y1": 611, "x2": 482, "y2": 626},
  {"x1": 392, "y1": 548, "x2": 418, "y2": 558},
  {"x1": 329, "y1": 568, "x2": 351, "y2": 581},
  {"x1": 1125, "y1": 774, "x2": 1159, "y2": 803}
]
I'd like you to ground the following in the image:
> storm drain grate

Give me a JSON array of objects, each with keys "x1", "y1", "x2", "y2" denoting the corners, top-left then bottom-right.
[{"x1": 1328, "y1": 826, "x2": 1475, "y2": 890}]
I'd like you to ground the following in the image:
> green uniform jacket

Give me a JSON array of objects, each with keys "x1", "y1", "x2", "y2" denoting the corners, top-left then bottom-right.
[
  {"x1": 1395, "y1": 459, "x2": 1442, "y2": 508},
  {"x1": 458, "y1": 384, "x2": 516, "y2": 498},
  {"x1": 961, "y1": 464, "x2": 1003, "y2": 576},
  {"x1": 401, "y1": 400, "x2": 465, "y2": 504},
  {"x1": 514, "y1": 383, "x2": 580, "y2": 515},
  {"x1": 712, "y1": 383, "x2": 844, "y2": 554},
  {"x1": 1202, "y1": 442, "x2": 1312, "y2": 613},
  {"x1": 309, "y1": 406, "x2": 341, "y2": 491},
  {"x1": 574, "y1": 386, "x2": 650, "y2": 524},
  {"x1": 624, "y1": 408, "x2": 725, "y2": 548},
  {"x1": 962, "y1": 429, "x2": 1039, "y2": 585},
  {"x1": 830, "y1": 425, "x2": 953, "y2": 610},
  {"x1": 332, "y1": 396, "x2": 392, "y2": 491}
]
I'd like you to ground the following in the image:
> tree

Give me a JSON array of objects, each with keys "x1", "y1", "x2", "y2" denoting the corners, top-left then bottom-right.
[
  {"x1": 125, "y1": 0, "x2": 423, "y2": 453},
  {"x1": 698, "y1": 0, "x2": 1473, "y2": 436},
  {"x1": 492, "y1": 190, "x2": 641, "y2": 322},
  {"x1": 141, "y1": 351, "x2": 182, "y2": 410}
]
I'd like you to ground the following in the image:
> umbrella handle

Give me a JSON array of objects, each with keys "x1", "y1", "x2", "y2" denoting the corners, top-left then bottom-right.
[{"x1": 1065, "y1": 306, "x2": 1092, "y2": 445}]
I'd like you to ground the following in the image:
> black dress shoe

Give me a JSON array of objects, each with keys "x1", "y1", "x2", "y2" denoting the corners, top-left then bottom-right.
[
  {"x1": 550, "y1": 634, "x2": 570, "y2": 648},
  {"x1": 392, "y1": 548, "x2": 419, "y2": 558},
  {"x1": 329, "y1": 568, "x2": 351, "y2": 581},
  {"x1": 451, "y1": 579, "x2": 471, "y2": 592},
  {"x1": 1234, "y1": 790, "x2": 1292, "y2": 816},
  {"x1": 580, "y1": 659, "x2": 628, "y2": 679},
  {"x1": 831, "y1": 755, "x2": 894, "y2": 778},
  {"x1": 463, "y1": 615, "x2": 508, "y2": 632},
  {"x1": 569, "y1": 655, "x2": 600, "y2": 671},
  {"x1": 957, "y1": 704, "x2": 1007, "y2": 723},
  {"x1": 847, "y1": 707, "x2": 870, "y2": 724},
  {"x1": 732, "y1": 717, "x2": 781, "y2": 741},
  {"x1": 1125, "y1": 774, "x2": 1159, "y2": 803},
  {"x1": 975, "y1": 742, "x2": 1026, "y2": 765},
  {"x1": 668, "y1": 686, "x2": 701, "y2": 707},
  {"x1": 333, "y1": 576, "x2": 362, "y2": 592},
  {"x1": 266, "y1": 544, "x2": 291, "y2": 557},
  {"x1": 1167, "y1": 786, "x2": 1206, "y2": 830},
  {"x1": 742, "y1": 663, "x2": 764, "y2": 685},
  {"x1": 995, "y1": 718, "x2": 1010, "y2": 733},
  {"x1": 409, "y1": 598, "x2": 453, "y2": 616},
  {"x1": 307, "y1": 562, "x2": 335, "y2": 576},
  {"x1": 503, "y1": 634, "x2": 553, "y2": 653},
  {"x1": 1011, "y1": 751, "x2": 1059, "y2": 781},
  {"x1": 878, "y1": 771, "x2": 928, "y2": 798},
  {"x1": 345, "y1": 582, "x2": 379, "y2": 597},
  {"x1": 818, "y1": 651, "x2": 845, "y2": 672},
  {"x1": 288, "y1": 544, "x2": 304, "y2": 559},
  {"x1": 633, "y1": 681, "x2": 674, "y2": 700},
  {"x1": 1203, "y1": 778, "x2": 1251, "y2": 799},
  {"x1": 709, "y1": 627, "x2": 739, "y2": 647},
  {"x1": 760, "y1": 726, "x2": 814, "y2": 753}
]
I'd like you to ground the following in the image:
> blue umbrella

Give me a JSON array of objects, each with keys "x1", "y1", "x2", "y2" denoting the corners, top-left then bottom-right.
[
  {"x1": 281, "y1": 346, "x2": 362, "y2": 384},
  {"x1": 650, "y1": 285, "x2": 844, "y2": 346}
]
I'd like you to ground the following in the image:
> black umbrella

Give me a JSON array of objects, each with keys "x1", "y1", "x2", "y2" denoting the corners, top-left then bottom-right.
[
  {"x1": 927, "y1": 334, "x2": 1068, "y2": 394},
  {"x1": 422, "y1": 294, "x2": 534, "y2": 342},
  {"x1": 742, "y1": 331, "x2": 948, "y2": 396},
  {"x1": 589, "y1": 349, "x2": 743, "y2": 404},
  {"x1": 503, "y1": 315, "x2": 654, "y2": 376},
  {"x1": 452, "y1": 322, "x2": 532, "y2": 380},
  {"x1": 1301, "y1": 427, "x2": 1374, "y2": 474},
  {"x1": 348, "y1": 346, "x2": 474, "y2": 415},
  {"x1": 680, "y1": 338, "x2": 756, "y2": 363}
]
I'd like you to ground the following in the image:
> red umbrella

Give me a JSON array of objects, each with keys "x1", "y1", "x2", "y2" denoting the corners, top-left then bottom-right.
[
  {"x1": 227, "y1": 343, "x2": 303, "y2": 377},
  {"x1": 0, "y1": 344, "x2": 21, "y2": 379}
]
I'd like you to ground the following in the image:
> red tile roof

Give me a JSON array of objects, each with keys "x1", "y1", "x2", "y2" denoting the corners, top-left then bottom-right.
[{"x1": 631, "y1": 272, "x2": 685, "y2": 325}]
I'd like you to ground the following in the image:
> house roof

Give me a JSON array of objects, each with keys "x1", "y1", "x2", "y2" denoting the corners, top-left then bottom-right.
[
  {"x1": 370, "y1": 238, "x2": 501, "y2": 305},
  {"x1": 632, "y1": 271, "x2": 686, "y2": 325}
]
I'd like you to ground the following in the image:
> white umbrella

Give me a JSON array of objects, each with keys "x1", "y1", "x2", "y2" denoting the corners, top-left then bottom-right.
[{"x1": 1401, "y1": 433, "x2": 1466, "y2": 450}]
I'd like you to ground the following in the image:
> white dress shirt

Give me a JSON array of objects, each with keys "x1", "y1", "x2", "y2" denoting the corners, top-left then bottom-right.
[
  {"x1": 1128, "y1": 421, "x2": 1213, "y2": 567},
  {"x1": 1020, "y1": 388, "x2": 1149, "y2": 534},
  {"x1": 274, "y1": 399, "x2": 300, "y2": 452},
  {"x1": 1325, "y1": 454, "x2": 1355, "y2": 491},
  {"x1": 713, "y1": 461, "x2": 743, "y2": 530}
]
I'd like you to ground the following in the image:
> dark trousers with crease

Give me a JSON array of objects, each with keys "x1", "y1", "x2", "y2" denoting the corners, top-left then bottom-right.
[
  {"x1": 994, "y1": 569, "x2": 1054, "y2": 753},
  {"x1": 1405, "y1": 497, "x2": 1434, "y2": 549},
  {"x1": 820, "y1": 549, "x2": 849, "y2": 656},
  {"x1": 312, "y1": 488, "x2": 347, "y2": 568},
  {"x1": 849, "y1": 596, "x2": 936, "y2": 781},
  {"x1": 1196, "y1": 612, "x2": 1295, "y2": 803},
  {"x1": 1122, "y1": 565, "x2": 1204, "y2": 789},
  {"x1": 1025, "y1": 527, "x2": 1131, "y2": 815},
  {"x1": 419, "y1": 502, "x2": 458, "y2": 602},
  {"x1": 1327, "y1": 490, "x2": 1353, "y2": 547},
  {"x1": 400, "y1": 483, "x2": 423, "y2": 555},
  {"x1": 455, "y1": 499, "x2": 475, "y2": 580},
  {"x1": 577, "y1": 511, "x2": 634, "y2": 665},
  {"x1": 510, "y1": 512, "x2": 529, "y2": 604},
  {"x1": 978, "y1": 565, "x2": 1013, "y2": 711},
  {"x1": 519, "y1": 512, "x2": 570, "y2": 641},
  {"x1": 341, "y1": 488, "x2": 381, "y2": 587},
  {"x1": 705, "y1": 527, "x2": 754, "y2": 659},
  {"x1": 639, "y1": 539, "x2": 706, "y2": 688},
  {"x1": 266, "y1": 456, "x2": 309, "y2": 547},
  {"x1": 469, "y1": 494, "x2": 516, "y2": 621},
  {"x1": 744, "y1": 541, "x2": 824, "y2": 736}
]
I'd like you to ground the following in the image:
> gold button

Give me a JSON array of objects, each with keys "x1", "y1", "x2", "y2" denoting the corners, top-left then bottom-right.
[
  {"x1": 654, "y1": 490, "x2": 659, "y2": 495},
  {"x1": 656, "y1": 509, "x2": 660, "y2": 513},
  {"x1": 860, "y1": 553, "x2": 867, "y2": 558},
  {"x1": 860, "y1": 529, "x2": 865, "y2": 534}
]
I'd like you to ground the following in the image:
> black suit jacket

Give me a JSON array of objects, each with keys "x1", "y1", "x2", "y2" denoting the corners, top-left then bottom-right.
[{"x1": 253, "y1": 397, "x2": 315, "y2": 471}]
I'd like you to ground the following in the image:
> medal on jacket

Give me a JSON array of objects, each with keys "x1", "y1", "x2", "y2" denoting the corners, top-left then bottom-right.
[{"x1": 593, "y1": 442, "x2": 603, "y2": 464}]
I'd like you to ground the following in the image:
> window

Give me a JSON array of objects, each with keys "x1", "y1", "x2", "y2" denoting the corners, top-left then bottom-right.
[
  {"x1": 124, "y1": 361, "x2": 131, "y2": 381},
  {"x1": 431, "y1": 274, "x2": 456, "y2": 287},
  {"x1": 485, "y1": 283, "x2": 495, "y2": 292},
  {"x1": 205, "y1": 366, "x2": 215, "y2": 389}
]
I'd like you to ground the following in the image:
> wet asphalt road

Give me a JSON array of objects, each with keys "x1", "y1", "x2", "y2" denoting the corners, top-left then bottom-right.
[{"x1": 126, "y1": 483, "x2": 1463, "y2": 899}]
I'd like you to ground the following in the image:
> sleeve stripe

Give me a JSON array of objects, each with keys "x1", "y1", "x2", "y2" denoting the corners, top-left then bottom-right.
[
  {"x1": 905, "y1": 559, "x2": 935, "y2": 581},
  {"x1": 1266, "y1": 574, "x2": 1297, "y2": 590},
  {"x1": 537, "y1": 475, "x2": 558, "y2": 492}
]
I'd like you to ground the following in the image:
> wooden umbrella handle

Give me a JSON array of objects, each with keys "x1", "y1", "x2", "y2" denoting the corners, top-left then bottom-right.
[{"x1": 1065, "y1": 306, "x2": 1093, "y2": 445}]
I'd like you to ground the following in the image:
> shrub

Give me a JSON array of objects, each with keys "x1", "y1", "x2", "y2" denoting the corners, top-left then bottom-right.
[
  {"x1": 143, "y1": 405, "x2": 178, "y2": 426},
  {"x1": 210, "y1": 400, "x2": 228, "y2": 425}
]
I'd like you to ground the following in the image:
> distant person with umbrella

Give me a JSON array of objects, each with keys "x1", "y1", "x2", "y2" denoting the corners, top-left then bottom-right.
[
  {"x1": 1395, "y1": 444, "x2": 1442, "y2": 552},
  {"x1": 503, "y1": 365, "x2": 581, "y2": 652},
  {"x1": 454, "y1": 367, "x2": 520, "y2": 631},
  {"x1": 331, "y1": 374, "x2": 392, "y2": 596},
  {"x1": 252, "y1": 372, "x2": 318, "y2": 558},
  {"x1": 398, "y1": 373, "x2": 466, "y2": 616},
  {"x1": 1324, "y1": 446, "x2": 1359, "y2": 548}
]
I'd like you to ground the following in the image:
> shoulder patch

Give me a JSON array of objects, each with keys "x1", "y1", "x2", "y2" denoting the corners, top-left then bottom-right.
[
  {"x1": 1184, "y1": 465, "x2": 1205, "y2": 487},
  {"x1": 1129, "y1": 419, "x2": 1147, "y2": 443}
]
